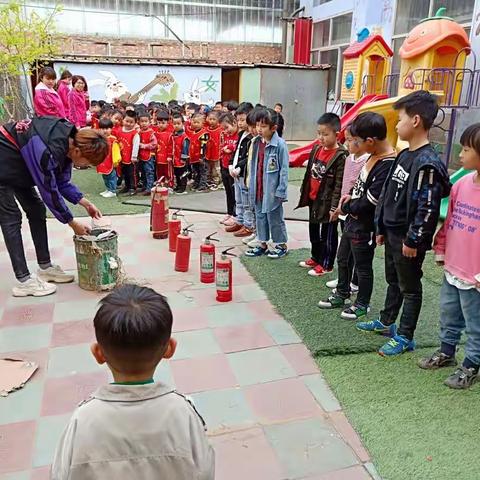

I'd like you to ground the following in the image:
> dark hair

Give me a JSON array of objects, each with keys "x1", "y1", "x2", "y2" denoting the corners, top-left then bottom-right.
[
  {"x1": 255, "y1": 108, "x2": 279, "y2": 128},
  {"x1": 98, "y1": 100, "x2": 106, "y2": 108},
  {"x1": 350, "y1": 112, "x2": 387, "y2": 141},
  {"x1": 186, "y1": 102, "x2": 199, "y2": 112},
  {"x1": 94, "y1": 285, "x2": 173, "y2": 373},
  {"x1": 393, "y1": 90, "x2": 438, "y2": 130},
  {"x1": 137, "y1": 111, "x2": 150, "y2": 121},
  {"x1": 39, "y1": 66, "x2": 56, "y2": 81},
  {"x1": 460, "y1": 123, "x2": 480, "y2": 156},
  {"x1": 124, "y1": 110, "x2": 136, "y2": 120},
  {"x1": 90, "y1": 100, "x2": 99, "y2": 107},
  {"x1": 71, "y1": 75, "x2": 88, "y2": 91},
  {"x1": 226, "y1": 100, "x2": 239, "y2": 112},
  {"x1": 236, "y1": 102, "x2": 254, "y2": 116},
  {"x1": 111, "y1": 109, "x2": 124, "y2": 118},
  {"x1": 317, "y1": 112, "x2": 341, "y2": 132},
  {"x1": 156, "y1": 109, "x2": 169, "y2": 121},
  {"x1": 171, "y1": 112, "x2": 184, "y2": 123},
  {"x1": 99, "y1": 118, "x2": 113, "y2": 129},
  {"x1": 60, "y1": 69, "x2": 72, "y2": 80},
  {"x1": 192, "y1": 112, "x2": 206, "y2": 121},
  {"x1": 207, "y1": 110, "x2": 220, "y2": 119},
  {"x1": 215, "y1": 101, "x2": 223, "y2": 106},
  {"x1": 246, "y1": 111, "x2": 257, "y2": 127},
  {"x1": 275, "y1": 103, "x2": 283, "y2": 109},
  {"x1": 220, "y1": 112, "x2": 237, "y2": 125}
]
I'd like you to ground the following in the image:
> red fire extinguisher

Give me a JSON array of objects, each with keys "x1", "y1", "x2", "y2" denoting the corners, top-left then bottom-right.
[
  {"x1": 151, "y1": 181, "x2": 169, "y2": 239},
  {"x1": 200, "y1": 232, "x2": 219, "y2": 284},
  {"x1": 175, "y1": 224, "x2": 194, "y2": 272},
  {"x1": 216, "y1": 247, "x2": 236, "y2": 302},
  {"x1": 168, "y1": 210, "x2": 183, "y2": 253}
]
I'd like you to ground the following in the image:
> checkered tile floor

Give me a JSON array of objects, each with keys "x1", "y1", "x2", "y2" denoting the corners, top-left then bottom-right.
[{"x1": 0, "y1": 212, "x2": 378, "y2": 480}]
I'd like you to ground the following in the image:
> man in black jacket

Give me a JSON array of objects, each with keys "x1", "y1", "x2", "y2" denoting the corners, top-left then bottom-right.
[
  {"x1": 358, "y1": 91, "x2": 451, "y2": 356},
  {"x1": 318, "y1": 112, "x2": 395, "y2": 321}
]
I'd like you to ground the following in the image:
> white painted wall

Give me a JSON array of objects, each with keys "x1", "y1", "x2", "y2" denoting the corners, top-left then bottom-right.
[{"x1": 303, "y1": 0, "x2": 355, "y2": 20}]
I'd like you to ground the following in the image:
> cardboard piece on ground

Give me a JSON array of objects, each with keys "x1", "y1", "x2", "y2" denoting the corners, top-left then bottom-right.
[{"x1": 0, "y1": 357, "x2": 38, "y2": 397}]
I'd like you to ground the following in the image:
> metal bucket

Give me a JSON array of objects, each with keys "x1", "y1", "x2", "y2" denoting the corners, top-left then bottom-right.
[{"x1": 74, "y1": 229, "x2": 120, "y2": 291}]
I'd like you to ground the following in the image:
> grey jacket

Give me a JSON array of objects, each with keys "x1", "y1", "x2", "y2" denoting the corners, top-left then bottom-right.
[{"x1": 51, "y1": 382, "x2": 215, "y2": 480}]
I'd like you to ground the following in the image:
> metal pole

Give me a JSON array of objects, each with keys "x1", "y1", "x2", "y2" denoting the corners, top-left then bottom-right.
[{"x1": 145, "y1": 14, "x2": 190, "y2": 51}]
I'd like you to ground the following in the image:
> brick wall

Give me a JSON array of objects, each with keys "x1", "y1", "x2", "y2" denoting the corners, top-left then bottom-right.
[{"x1": 57, "y1": 35, "x2": 282, "y2": 63}]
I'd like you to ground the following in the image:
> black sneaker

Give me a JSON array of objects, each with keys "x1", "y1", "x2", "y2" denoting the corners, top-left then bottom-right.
[
  {"x1": 418, "y1": 349, "x2": 457, "y2": 370},
  {"x1": 444, "y1": 366, "x2": 478, "y2": 389}
]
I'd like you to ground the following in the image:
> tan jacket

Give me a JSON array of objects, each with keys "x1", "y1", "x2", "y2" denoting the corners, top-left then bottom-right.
[{"x1": 51, "y1": 382, "x2": 215, "y2": 480}]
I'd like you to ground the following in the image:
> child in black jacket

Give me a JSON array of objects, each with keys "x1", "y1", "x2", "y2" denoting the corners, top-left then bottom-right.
[{"x1": 318, "y1": 112, "x2": 395, "y2": 320}]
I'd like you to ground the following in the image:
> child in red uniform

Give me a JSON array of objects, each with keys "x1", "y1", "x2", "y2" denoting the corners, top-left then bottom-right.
[
  {"x1": 220, "y1": 113, "x2": 239, "y2": 223},
  {"x1": 138, "y1": 112, "x2": 158, "y2": 196},
  {"x1": 205, "y1": 111, "x2": 222, "y2": 190},
  {"x1": 116, "y1": 111, "x2": 140, "y2": 195},
  {"x1": 97, "y1": 118, "x2": 121, "y2": 198},
  {"x1": 171, "y1": 113, "x2": 190, "y2": 195},
  {"x1": 153, "y1": 110, "x2": 173, "y2": 186},
  {"x1": 188, "y1": 113, "x2": 209, "y2": 192},
  {"x1": 89, "y1": 101, "x2": 101, "y2": 129}
]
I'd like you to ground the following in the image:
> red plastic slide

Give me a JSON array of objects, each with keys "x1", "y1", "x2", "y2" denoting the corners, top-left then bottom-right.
[{"x1": 289, "y1": 94, "x2": 388, "y2": 167}]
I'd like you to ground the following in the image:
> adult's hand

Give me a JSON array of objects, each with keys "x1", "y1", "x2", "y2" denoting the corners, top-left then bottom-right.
[
  {"x1": 79, "y1": 198, "x2": 102, "y2": 219},
  {"x1": 69, "y1": 219, "x2": 91, "y2": 236}
]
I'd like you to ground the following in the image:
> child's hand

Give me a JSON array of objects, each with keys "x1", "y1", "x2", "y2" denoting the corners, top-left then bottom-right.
[
  {"x1": 329, "y1": 210, "x2": 339, "y2": 222},
  {"x1": 402, "y1": 244, "x2": 417, "y2": 258},
  {"x1": 340, "y1": 194, "x2": 351, "y2": 207},
  {"x1": 376, "y1": 235, "x2": 385, "y2": 246},
  {"x1": 167, "y1": 157, "x2": 173, "y2": 163}
]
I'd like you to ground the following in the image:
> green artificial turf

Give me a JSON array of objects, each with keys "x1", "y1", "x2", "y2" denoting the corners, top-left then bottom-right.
[
  {"x1": 243, "y1": 248, "x2": 480, "y2": 479},
  {"x1": 318, "y1": 349, "x2": 480, "y2": 480},
  {"x1": 47, "y1": 169, "x2": 151, "y2": 218},
  {"x1": 241, "y1": 248, "x2": 443, "y2": 356},
  {"x1": 288, "y1": 167, "x2": 306, "y2": 185}
]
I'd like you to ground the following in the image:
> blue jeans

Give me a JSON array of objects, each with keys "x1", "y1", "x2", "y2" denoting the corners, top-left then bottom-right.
[
  {"x1": 255, "y1": 201, "x2": 288, "y2": 245},
  {"x1": 102, "y1": 170, "x2": 117, "y2": 193},
  {"x1": 139, "y1": 158, "x2": 156, "y2": 190},
  {"x1": 234, "y1": 177, "x2": 254, "y2": 229},
  {"x1": 439, "y1": 276, "x2": 480, "y2": 366}
]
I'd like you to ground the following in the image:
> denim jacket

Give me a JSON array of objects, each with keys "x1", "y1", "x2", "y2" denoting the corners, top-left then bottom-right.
[{"x1": 248, "y1": 132, "x2": 289, "y2": 213}]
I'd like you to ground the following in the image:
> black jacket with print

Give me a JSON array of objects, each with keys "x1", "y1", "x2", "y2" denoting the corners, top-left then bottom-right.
[{"x1": 375, "y1": 145, "x2": 451, "y2": 249}]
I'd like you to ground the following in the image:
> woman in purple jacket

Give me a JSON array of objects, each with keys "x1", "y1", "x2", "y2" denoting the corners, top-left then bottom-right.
[{"x1": 0, "y1": 117, "x2": 107, "y2": 297}]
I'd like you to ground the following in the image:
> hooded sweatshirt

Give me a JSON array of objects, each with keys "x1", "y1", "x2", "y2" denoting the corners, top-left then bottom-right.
[{"x1": 34, "y1": 83, "x2": 66, "y2": 118}]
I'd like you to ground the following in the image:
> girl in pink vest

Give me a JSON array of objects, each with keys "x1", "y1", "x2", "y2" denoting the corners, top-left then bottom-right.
[{"x1": 33, "y1": 67, "x2": 66, "y2": 118}]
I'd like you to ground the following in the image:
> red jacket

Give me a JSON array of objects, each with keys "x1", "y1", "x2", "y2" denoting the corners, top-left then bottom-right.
[
  {"x1": 188, "y1": 128, "x2": 209, "y2": 164},
  {"x1": 206, "y1": 126, "x2": 222, "y2": 162},
  {"x1": 96, "y1": 135, "x2": 119, "y2": 175},
  {"x1": 221, "y1": 132, "x2": 238, "y2": 169},
  {"x1": 91, "y1": 114, "x2": 100, "y2": 129},
  {"x1": 172, "y1": 131, "x2": 189, "y2": 168},
  {"x1": 138, "y1": 128, "x2": 157, "y2": 161},
  {"x1": 154, "y1": 129, "x2": 173, "y2": 165},
  {"x1": 116, "y1": 128, "x2": 139, "y2": 164}
]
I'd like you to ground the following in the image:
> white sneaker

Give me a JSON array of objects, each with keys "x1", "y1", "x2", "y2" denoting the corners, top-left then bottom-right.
[
  {"x1": 350, "y1": 283, "x2": 359, "y2": 293},
  {"x1": 102, "y1": 191, "x2": 116, "y2": 198},
  {"x1": 38, "y1": 264, "x2": 75, "y2": 284},
  {"x1": 99, "y1": 190, "x2": 109, "y2": 197},
  {"x1": 326, "y1": 278, "x2": 338, "y2": 289},
  {"x1": 247, "y1": 238, "x2": 262, "y2": 248},
  {"x1": 242, "y1": 233, "x2": 256, "y2": 245},
  {"x1": 12, "y1": 276, "x2": 57, "y2": 297}
]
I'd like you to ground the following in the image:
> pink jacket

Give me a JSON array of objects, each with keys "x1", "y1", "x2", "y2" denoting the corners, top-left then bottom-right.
[
  {"x1": 67, "y1": 89, "x2": 87, "y2": 128},
  {"x1": 434, "y1": 172, "x2": 480, "y2": 284},
  {"x1": 57, "y1": 80, "x2": 71, "y2": 111},
  {"x1": 34, "y1": 83, "x2": 66, "y2": 118}
]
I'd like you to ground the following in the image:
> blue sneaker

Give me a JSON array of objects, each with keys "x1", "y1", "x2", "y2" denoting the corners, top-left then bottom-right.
[
  {"x1": 356, "y1": 318, "x2": 397, "y2": 337},
  {"x1": 245, "y1": 246, "x2": 268, "y2": 257},
  {"x1": 378, "y1": 334, "x2": 416, "y2": 357},
  {"x1": 267, "y1": 245, "x2": 288, "y2": 259}
]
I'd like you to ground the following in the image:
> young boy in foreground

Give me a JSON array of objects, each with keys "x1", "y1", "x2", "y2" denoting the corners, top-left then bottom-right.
[{"x1": 51, "y1": 284, "x2": 215, "y2": 480}]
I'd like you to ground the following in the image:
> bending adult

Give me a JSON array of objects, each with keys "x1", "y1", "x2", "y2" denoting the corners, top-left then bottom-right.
[
  {"x1": 57, "y1": 69, "x2": 73, "y2": 112},
  {"x1": 0, "y1": 116, "x2": 108, "y2": 297},
  {"x1": 67, "y1": 75, "x2": 89, "y2": 128},
  {"x1": 33, "y1": 67, "x2": 66, "y2": 118}
]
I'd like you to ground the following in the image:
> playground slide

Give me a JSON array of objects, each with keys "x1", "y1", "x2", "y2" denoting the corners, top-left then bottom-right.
[
  {"x1": 289, "y1": 94, "x2": 388, "y2": 167},
  {"x1": 440, "y1": 168, "x2": 470, "y2": 220}
]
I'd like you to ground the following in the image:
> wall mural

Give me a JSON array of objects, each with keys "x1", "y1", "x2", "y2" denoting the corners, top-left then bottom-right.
[{"x1": 54, "y1": 63, "x2": 222, "y2": 105}]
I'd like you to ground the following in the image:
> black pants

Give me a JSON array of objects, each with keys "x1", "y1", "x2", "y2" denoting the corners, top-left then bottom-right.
[
  {"x1": 174, "y1": 166, "x2": 188, "y2": 193},
  {"x1": 337, "y1": 230, "x2": 375, "y2": 307},
  {"x1": 340, "y1": 219, "x2": 358, "y2": 286},
  {"x1": 221, "y1": 166, "x2": 235, "y2": 216},
  {"x1": 309, "y1": 219, "x2": 339, "y2": 271},
  {"x1": 121, "y1": 163, "x2": 136, "y2": 191},
  {"x1": 192, "y1": 161, "x2": 207, "y2": 189},
  {"x1": 380, "y1": 230, "x2": 427, "y2": 340},
  {"x1": 0, "y1": 185, "x2": 51, "y2": 281}
]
